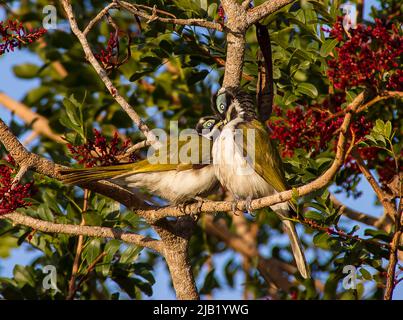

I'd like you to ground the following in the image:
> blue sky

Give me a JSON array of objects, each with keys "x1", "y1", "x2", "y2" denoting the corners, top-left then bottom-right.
[{"x1": 0, "y1": 1, "x2": 401, "y2": 300}]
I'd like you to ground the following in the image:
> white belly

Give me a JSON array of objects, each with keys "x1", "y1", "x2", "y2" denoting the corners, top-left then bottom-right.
[
  {"x1": 212, "y1": 125, "x2": 277, "y2": 200},
  {"x1": 112, "y1": 165, "x2": 217, "y2": 204}
]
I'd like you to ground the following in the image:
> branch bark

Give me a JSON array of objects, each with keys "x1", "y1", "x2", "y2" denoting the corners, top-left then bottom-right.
[
  {"x1": 353, "y1": 151, "x2": 397, "y2": 222},
  {"x1": 0, "y1": 212, "x2": 162, "y2": 253},
  {"x1": 117, "y1": 1, "x2": 223, "y2": 32}
]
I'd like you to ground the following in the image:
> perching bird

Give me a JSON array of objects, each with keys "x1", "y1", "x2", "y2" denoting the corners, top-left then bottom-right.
[
  {"x1": 212, "y1": 87, "x2": 310, "y2": 279},
  {"x1": 60, "y1": 116, "x2": 223, "y2": 205}
]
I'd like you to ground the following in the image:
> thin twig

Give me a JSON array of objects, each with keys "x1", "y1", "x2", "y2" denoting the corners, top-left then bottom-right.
[
  {"x1": 69, "y1": 251, "x2": 107, "y2": 299},
  {"x1": 83, "y1": 1, "x2": 118, "y2": 36},
  {"x1": 67, "y1": 188, "x2": 89, "y2": 300},
  {"x1": 117, "y1": 1, "x2": 223, "y2": 31},
  {"x1": 353, "y1": 151, "x2": 397, "y2": 222}
]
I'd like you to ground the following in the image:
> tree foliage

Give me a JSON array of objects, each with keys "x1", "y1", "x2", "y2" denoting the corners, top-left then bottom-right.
[{"x1": 0, "y1": 0, "x2": 401, "y2": 300}]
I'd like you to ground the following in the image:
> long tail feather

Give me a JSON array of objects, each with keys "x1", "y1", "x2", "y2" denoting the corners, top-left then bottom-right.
[
  {"x1": 282, "y1": 219, "x2": 311, "y2": 279},
  {"x1": 59, "y1": 163, "x2": 139, "y2": 185}
]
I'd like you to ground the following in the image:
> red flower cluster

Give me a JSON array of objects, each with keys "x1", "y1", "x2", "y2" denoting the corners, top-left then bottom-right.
[
  {"x1": 327, "y1": 17, "x2": 402, "y2": 90},
  {"x1": 95, "y1": 32, "x2": 119, "y2": 70},
  {"x1": 217, "y1": 4, "x2": 225, "y2": 23},
  {"x1": 268, "y1": 105, "x2": 345, "y2": 157},
  {"x1": 0, "y1": 19, "x2": 47, "y2": 56},
  {"x1": 67, "y1": 129, "x2": 132, "y2": 167},
  {"x1": 0, "y1": 156, "x2": 35, "y2": 215}
]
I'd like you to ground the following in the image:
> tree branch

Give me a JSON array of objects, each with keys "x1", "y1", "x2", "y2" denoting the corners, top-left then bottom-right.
[
  {"x1": 0, "y1": 212, "x2": 163, "y2": 253},
  {"x1": 117, "y1": 1, "x2": 223, "y2": 31},
  {"x1": 220, "y1": 0, "x2": 248, "y2": 88},
  {"x1": 353, "y1": 151, "x2": 397, "y2": 222},
  {"x1": 83, "y1": 1, "x2": 119, "y2": 36}
]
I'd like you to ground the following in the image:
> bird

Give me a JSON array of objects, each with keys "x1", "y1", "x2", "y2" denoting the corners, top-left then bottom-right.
[
  {"x1": 211, "y1": 86, "x2": 311, "y2": 279},
  {"x1": 60, "y1": 116, "x2": 223, "y2": 206}
]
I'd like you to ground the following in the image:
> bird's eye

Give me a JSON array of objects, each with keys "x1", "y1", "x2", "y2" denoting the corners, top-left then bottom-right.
[
  {"x1": 216, "y1": 93, "x2": 227, "y2": 115},
  {"x1": 203, "y1": 120, "x2": 215, "y2": 129},
  {"x1": 217, "y1": 103, "x2": 225, "y2": 113}
]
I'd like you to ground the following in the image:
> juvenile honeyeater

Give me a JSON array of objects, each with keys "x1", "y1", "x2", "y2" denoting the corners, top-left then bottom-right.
[
  {"x1": 60, "y1": 116, "x2": 223, "y2": 205},
  {"x1": 212, "y1": 86, "x2": 310, "y2": 279}
]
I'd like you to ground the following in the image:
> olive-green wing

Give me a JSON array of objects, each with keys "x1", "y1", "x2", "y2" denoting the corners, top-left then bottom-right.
[
  {"x1": 239, "y1": 119, "x2": 288, "y2": 191},
  {"x1": 60, "y1": 133, "x2": 213, "y2": 184},
  {"x1": 239, "y1": 120, "x2": 297, "y2": 211}
]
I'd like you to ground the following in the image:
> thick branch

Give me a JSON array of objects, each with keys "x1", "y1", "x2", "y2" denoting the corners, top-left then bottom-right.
[
  {"x1": 384, "y1": 228, "x2": 402, "y2": 300},
  {"x1": 221, "y1": 0, "x2": 248, "y2": 88},
  {"x1": 353, "y1": 151, "x2": 397, "y2": 222},
  {"x1": 60, "y1": 0, "x2": 156, "y2": 144},
  {"x1": 0, "y1": 212, "x2": 162, "y2": 253}
]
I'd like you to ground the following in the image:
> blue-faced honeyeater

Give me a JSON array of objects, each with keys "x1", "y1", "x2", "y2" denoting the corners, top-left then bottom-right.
[
  {"x1": 212, "y1": 87, "x2": 310, "y2": 279},
  {"x1": 60, "y1": 116, "x2": 223, "y2": 205}
]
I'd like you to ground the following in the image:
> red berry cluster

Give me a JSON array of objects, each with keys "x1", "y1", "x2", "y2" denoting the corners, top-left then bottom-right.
[
  {"x1": 268, "y1": 104, "x2": 346, "y2": 157},
  {"x1": 0, "y1": 156, "x2": 35, "y2": 215},
  {"x1": 0, "y1": 19, "x2": 47, "y2": 56},
  {"x1": 217, "y1": 4, "x2": 225, "y2": 23},
  {"x1": 327, "y1": 17, "x2": 402, "y2": 91},
  {"x1": 95, "y1": 32, "x2": 119, "y2": 70},
  {"x1": 67, "y1": 129, "x2": 132, "y2": 167}
]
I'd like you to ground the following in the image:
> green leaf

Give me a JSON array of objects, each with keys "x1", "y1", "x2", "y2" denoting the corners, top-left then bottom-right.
[
  {"x1": 207, "y1": 3, "x2": 218, "y2": 18},
  {"x1": 360, "y1": 268, "x2": 372, "y2": 281},
  {"x1": 313, "y1": 232, "x2": 331, "y2": 249},
  {"x1": 200, "y1": 269, "x2": 220, "y2": 294},
  {"x1": 296, "y1": 83, "x2": 318, "y2": 98},
  {"x1": 129, "y1": 69, "x2": 153, "y2": 82},
  {"x1": 99, "y1": 240, "x2": 121, "y2": 276},
  {"x1": 140, "y1": 56, "x2": 162, "y2": 66},
  {"x1": 13, "y1": 64, "x2": 40, "y2": 79},
  {"x1": 320, "y1": 39, "x2": 338, "y2": 57},
  {"x1": 120, "y1": 245, "x2": 142, "y2": 264},
  {"x1": 304, "y1": 210, "x2": 325, "y2": 221},
  {"x1": 13, "y1": 265, "x2": 35, "y2": 288},
  {"x1": 384, "y1": 121, "x2": 392, "y2": 138},
  {"x1": 187, "y1": 69, "x2": 210, "y2": 85},
  {"x1": 82, "y1": 239, "x2": 101, "y2": 266}
]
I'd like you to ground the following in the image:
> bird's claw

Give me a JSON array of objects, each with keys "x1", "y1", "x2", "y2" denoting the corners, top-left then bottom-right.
[
  {"x1": 245, "y1": 196, "x2": 255, "y2": 217},
  {"x1": 231, "y1": 200, "x2": 239, "y2": 216}
]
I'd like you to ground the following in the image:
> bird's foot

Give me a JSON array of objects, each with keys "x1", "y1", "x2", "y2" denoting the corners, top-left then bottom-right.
[
  {"x1": 191, "y1": 196, "x2": 205, "y2": 221},
  {"x1": 245, "y1": 196, "x2": 255, "y2": 217},
  {"x1": 178, "y1": 197, "x2": 204, "y2": 221},
  {"x1": 231, "y1": 195, "x2": 241, "y2": 216}
]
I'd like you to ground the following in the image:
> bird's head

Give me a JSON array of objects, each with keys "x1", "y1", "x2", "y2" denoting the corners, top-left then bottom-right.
[
  {"x1": 195, "y1": 115, "x2": 223, "y2": 140},
  {"x1": 212, "y1": 87, "x2": 256, "y2": 124}
]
